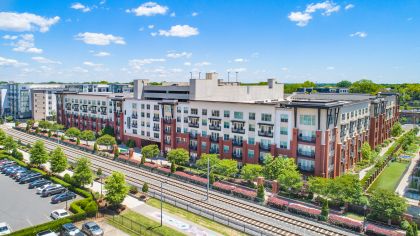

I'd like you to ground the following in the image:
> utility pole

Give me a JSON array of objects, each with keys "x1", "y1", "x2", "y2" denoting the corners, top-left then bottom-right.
[
  {"x1": 206, "y1": 156, "x2": 210, "y2": 200},
  {"x1": 160, "y1": 181, "x2": 163, "y2": 226}
]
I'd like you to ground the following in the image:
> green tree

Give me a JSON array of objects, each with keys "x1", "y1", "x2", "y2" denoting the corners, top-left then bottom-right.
[
  {"x1": 369, "y1": 189, "x2": 407, "y2": 223},
  {"x1": 350, "y1": 79, "x2": 383, "y2": 94},
  {"x1": 213, "y1": 159, "x2": 238, "y2": 177},
  {"x1": 361, "y1": 142, "x2": 372, "y2": 162},
  {"x1": 141, "y1": 144, "x2": 159, "y2": 163},
  {"x1": 336, "y1": 80, "x2": 352, "y2": 88},
  {"x1": 257, "y1": 184, "x2": 265, "y2": 201},
  {"x1": 330, "y1": 174, "x2": 363, "y2": 205},
  {"x1": 411, "y1": 222, "x2": 418, "y2": 236},
  {"x1": 38, "y1": 120, "x2": 52, "y2": 131},
  {"x1": 49, "y1": 147, "x2": 67, "y2": 174},
  {"x1": 0, "y1": 129, "x2": 6, "y2": 143},
  {"x1": 302, "y1": 80, "x2": 316, "y2": 88},
  {"x1": 114, "y1": 147, "x2": 120, "y2": 159},
  {"x1": 278, "y1": 167, "x2": 303, "y2": 192},
  {"x1": 96, "y1": 134, "x2": 116, "y2": 151},
  {"x1": 307, "y1": 177, "x2": 332, "y2": 197},
  {"x1": 96, "y1": 168, "x2": 103, "y2": 177},
  {"x1": 241, "y1": 164, "x2": 263, "y2": 182},
  {"x1": 48, "y1": 130, "x2": 52, "y2": 137},
  {"x1": 26, "y1": 119, "x2": 35, "y2": 131},
  {"x1": 391, "y1": 122, "x2": 403, "y2": 137},
  {"x1": 167, "y1": 148, "x2": 189, "y2": 165},
  {"x1": 65, "y1": 127, "x2": 81, "y2": 140},
  {"x1": 29, "y1": 140, "x2": 49, "y2": 166},
  {"x1": 104, "y1": 171, "x2": 129, "y2": 208},
  {"x1": 170, "y1": 161, "x2": 176, "y2": 173},
  {"x1": 3, "y1": 135, "x2": 17, "y2": 153},
  {"x1": 209, "y1": 172, "x2": 215, "y2": 184},
  {"x1": 80, "y1": 130, "x2": 96, "y2": 145},
  {"x1": 142, "y1": 183, "x2": 149, "y2": 193},
  {"x1": 11, "y1": 148, "x2": 23, "y2": 160},
  {"x1": 126, "y1": 139, "x2": 136, "y2": 148},
  {"x1": 93, "y1": 142, "x2": 98, "y2": 152},
  {"x1": 320, "y1": 200, "x2": 329, "y2": 221},
  {"x1": 263, "y1": 157, "x2": 297, "y2": 180},
  {"x1": 99, "y1": 125, "x2": 114, "y2": 137},
  {"x1": 50, "y1": 123, "x2": 64, "y2": 136},
  {"x1": 72, "y1": 157, "x2": 93, "y2": 186},
  {"x1": 76, "y1": 137, "x2": 80, "y2": 145},
  {"x1": 196, "y1": 154, "x2": 220, "y2": 171},
  {"x1": 262, "y1": 154, "x2": 274, "y2": 165}
]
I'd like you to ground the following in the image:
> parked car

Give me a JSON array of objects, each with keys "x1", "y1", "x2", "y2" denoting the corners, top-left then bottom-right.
[
  {"x1": 1, "y1": 165, "x2": 17, "y2": 173},
  {"x1": 61, "y1": 223, "x2": 85, "y2": 236},
  {"x1": 37, "y1": 184, "x2": 57, "y2": 194},
  {"x1": 81, "y1": 222, "x2": 103, "y2": 236},
  {"x1": 4, "y1": 166, "x2": 22, "y2": 175},
  {"x1": 10, "y1": 168, "x2": 29, "y2": 178},
  {"x1": 19, "y1": 173, "x2": 42, "y2": 184},
  {"x1": 15, "y1": 171, "x2": 36, "y2": 181},
  {"x1": 50, "y1": 209, "x2": 69, "y2": 220},
  {"x1": 51, "y1": 191, "x2": 76, "y2": 204},
  {"x1": 29, "y1": 179, "x2": 51, "y2": 189},
  {"x1": 41, "y1": 185, "x2": 66, "y2": 197},
  {"x1": 36, "y1": 230, "x2": 58, "y2": 236},
  {"x1": 0, "y1": 163, "x2": 15, "y2": 171},
  {"x1": 0, "y1": 222, "x2": 11, "y2": 235}
]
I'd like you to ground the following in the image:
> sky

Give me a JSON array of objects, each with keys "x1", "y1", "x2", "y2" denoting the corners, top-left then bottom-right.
[{"x1": 0, "y1": 0, "x2": 419, "y2": 84}]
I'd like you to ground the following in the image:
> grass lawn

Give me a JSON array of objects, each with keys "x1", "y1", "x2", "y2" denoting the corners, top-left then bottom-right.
[
  {"x1": 368, "y1": 161, "x2": 409, "y2": 192},
  {"x1": 147, "y1": 198, "x2": 246, "y2": 236},
  {"x1": 107, "y1": 209, "x2": 186, "y2": 236},
  {"x1": 344, "y1": 212, "x2": 365, "y2": 221}
]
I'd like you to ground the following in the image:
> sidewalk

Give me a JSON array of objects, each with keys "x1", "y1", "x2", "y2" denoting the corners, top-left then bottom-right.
[
  {"x1": 395, "y1": 151, "x2": 420, "y2": 205},
  {"x1": 19, "y1": 148, "x2": 220, "y2": 236}
]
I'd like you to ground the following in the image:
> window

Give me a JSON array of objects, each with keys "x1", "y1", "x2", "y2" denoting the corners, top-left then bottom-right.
[
  {"x1": 177, "y1": 127, "x2": 181, "y2": 132},
  {"x1": 154, "y1": 105, "x2": 159, "y2": 110},
  {"x1": 280, "y1": 127, "x2": 288, "y2": 135},
  {"x1": 202, "y1": 109, "x2": 207, "y2": 115},
  {"x1": 212, "y1": 110, "x2": 220, "y2": 117},
  {"x1": 298, "y1": 159, "x2": 315, "y2": 172},
  {"x1": 132, "y1": 103, "x2": 137, "y2": 109},
  {"x1": 249, "y1": 124, "x2": 255, "y2": 132},
  {"x1": 146, "y1": 104, "x2": 150, "y2": 110},
  {"x1": 202, "y1": 119, "x2": 207, "y2": 126},
  {"x1": 224, "y1": 110, "x2": 230, "y2": 118},
  {"x1": 184, "y1": 107, "x2": 188, "y2": 114},
  {"x1": 341, "y1": 114, "x2": 345, "y2": 120},
  {"x1": 261, "y1": 113, "x2": 272, "y2": 122},
  {"x1": 234, "y1": 112, "x2": 243, "y2": 119},
  {"x1": 154, "y1": 133, "x2": 159, "y2": 138},
  {"x1": 248, "y1": 137, "x2": 255, "y2": 145},
  {"x1": 249, "y1": 112, "x2": 255, "y2": 120},
  {"x1": 202, "y1": 131, "x2": 207, "y2": 136},
  {"x1": 280, "y1": 141, "x2": 288, "y2": 149},
  {"x1": 201, "y1": 142, "x2": 207, "y2": 150},
  {"x1": 183, "y1": 128, "x2": 188, "y2": 133},
  {"x1": 223, "y1": 145, "x2": 230, "y2": 153},
  {"x1": 299, "y1": 115, "x2": 316, "y2": 126},
  {"x1": 133, "y1": 129, "x2": 137, "y2": 134},
  {"x1": 177, "y1": 107, "x2": 181, "y2": 113},
  {"x1": 224, "y1": 122, "x2": 230, "y2": 128},
  {"x1": 191, "y1": 108, "x2": 198, "y2": 115},
  {"x1": 248, "y1": 150, "x2": 255, "y2": 158},
  {"x1": 280, "y1": 114, "x2": 288, "y2": 122}
]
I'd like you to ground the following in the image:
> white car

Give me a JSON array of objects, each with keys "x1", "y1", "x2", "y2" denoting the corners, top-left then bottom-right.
[
  {"x1": 50, "y1": 209, "x2": 69, "y2": 220},
  {"x1": 0, "y1": 222, "x2": 11, "y2": 235},
  {"x1": 36, "y1": 184, "x2": 58, "y2": 194}
]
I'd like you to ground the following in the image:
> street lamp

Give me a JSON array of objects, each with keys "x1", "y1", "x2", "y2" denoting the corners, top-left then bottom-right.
[
  {"x1": 363, "y1": 205, "x2": 368, "y2": 228},
  {"x1": 206, "y1": 156, "x2": 210, "y2": 201}
]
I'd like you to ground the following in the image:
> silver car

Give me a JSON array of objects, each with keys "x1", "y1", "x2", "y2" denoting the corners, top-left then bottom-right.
[{"x1": 81, "y1": 222, "x2": 103, "y2": 236}]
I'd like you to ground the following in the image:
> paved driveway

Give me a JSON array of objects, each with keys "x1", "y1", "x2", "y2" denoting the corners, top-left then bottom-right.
[{"x1": 0, "y1": 171, "x2": 78, "y2": 232}]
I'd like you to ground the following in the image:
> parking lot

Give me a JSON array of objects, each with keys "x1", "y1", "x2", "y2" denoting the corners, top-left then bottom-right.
[{"x1": 0, "y1": 169, "x2": 79, "y2": 232}]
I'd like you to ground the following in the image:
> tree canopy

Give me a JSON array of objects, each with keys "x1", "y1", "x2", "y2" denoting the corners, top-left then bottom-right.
[
  {"x1": 38, "y1": 120, "x2": 52, "y2": 130},
  {"x1": 167, "y1": 148, "x2": 189, "y2": 165},
  {"x1": 65, "y1": 127, "x2": 81, "y2": 139},
  {"x1": 350, "y1": 79, "x2": 383, "y2": 94},
  {"x1": 96, "y1": 134, "x2": 116, "y2": 150},
  {"x1": 196, "y1": 154, "x2": 220, "y2": 171},
  {"x1": 3, "y1": 135, "x2": 17, "y2": 153},
  {"x1": 213, "y1": 159, "x2": 238, "y2": 177},
  {"x1": 72, "y1": 157, "x2": 93, "y2": 186},
  {"x1": 241, "y1": 164, "x2": 263, "y2": 181},
  {"x1": 141, "y1": 144, "x2": 160, "y2": 160},
  {"x1": 329, "y1": 174, "x2": 363, "y2": 204},
  {"x1": 263, "y1": 156, "x2": 298, "y2": 180},
  {"x1": 29, "y1": 140, "x2": 49, "y2": 166},
  {"x1": 49, "y1": 146, "x2": 67, "y2": 174},
  {"x1": 361, "y1": 142, "x2": 372, "y2": 161},
  {"x1": 391, "y1": 122, "x2": 403, "y2": 137},
  {"x1": 80, "y1": 130, "x2": 96, "y2": 145},
  {"x1": 104, "y1": 171, "x2": 129, "y2": 207},
  {"x1": 336, "y1": 80, "x2": 352, "y2": 88},
  {"x1": 369, "y1": 189, "x2": 407, "y2": 222},
  {"x1": 100, "y1": 125, "x2": 114, "y2": 137}
]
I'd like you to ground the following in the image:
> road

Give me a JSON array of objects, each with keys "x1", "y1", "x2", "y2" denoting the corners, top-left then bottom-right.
[{"x1": 1, "y1": 125, "x2": 355, "y2": 236}]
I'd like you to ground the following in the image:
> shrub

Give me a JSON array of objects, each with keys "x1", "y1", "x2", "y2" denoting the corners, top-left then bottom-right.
[
  {"x1": 401, "y1": 220, "x2": 411, "y2": 230},
  {"x1": 328, "y1": 214, "x2": 363, "y2": 232},
  {"x1": 287, "y1": 203, "x2": 321, "y2": 220},
  {"x1": 213, "y1": 181, "x2": 236, "y2": 194},
  {"x1": 232, "y1": 187, "x2": 257, "y2": 200},
  {"x1": 267, "y1": 197, "x2": 289, "y2": 211},
  {"x1": 130, "y1": 185, "x2": 139, "y2": 194},
  {"x1": 69, "y1": 201, "x2": 84, "y2": 214},
  {"x1": 365, "y1": 224, "x2": 405, "y2": 236},
  {"x1": 142, "y1": 183, "x2": 149, "y2": 193},
  {"x1": 9, "y1": 218, "x2": 72, "y2": 236},
  {"x1": 84, "y1": 201, "x2": 98, "y2": 216}
]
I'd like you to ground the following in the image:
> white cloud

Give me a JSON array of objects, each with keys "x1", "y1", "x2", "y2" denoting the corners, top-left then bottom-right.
[
  {"x1": 344, "y1": 4, "x2": 354, "y2": 10},
  {"x1": 99, "y1": 0, "x2": 106, "y2": 5},
  {"x1": 138, "y1": 27, "x2": 144, "y2": 31},
  {"x1": 350, "y1": 31, "x2": 367, "y2": 38},
  {"x1": 83, "y1": 61, "x2": 102, "y2": 67},
  {"x1": 5, "y1": 34, "x2": 43, "y2": 54},
  {"x1": 32, "y1": 56, "x2": 61, "y2": 64},
  {"x1": 194, "y1": 61, "x2": 211, "y2": 67},
  {"x1": 75, "y1": 32, "x2": 126, "y2": 45},
  {"x1": 71, "y1": 3, "x2": 91, "y2": 12},
  {"x1": 126, "y1": 2, "x2": 168, "y2": 16},
  {"x1": 3, "y1": 35, "x2": 17, "y2": 40},
  {"x1": 192, "y1": 12, "x2": 198, "y2": 17},
  {"x1": 288, "y1": 1, "x2": 340, "y2": 27},
  {"x1": 227, "y1": 67, "x2": 247, "y2": 72},
  {"x1": 184, "y1": 62, "x2": 191, "y2": 66},
  {"x1": 71, "y1": 66, "x2": 88, "y2": 73},
  {"x1": 128, "y1": 58, "x2": 166, "y2": 70},
  {"x1": 166, "y1": 51, "x2": 192, "y2": 59},
  {"x1": 148, "y1": 24, "x2": 155, "y2": 29},
  {"x1": 158, "y1": 25, "x2": 199, "y2": 37},
  {"x1": 0, "y1": 12, "x2": 60, "y2": 33},
  {"x1": 0, "y1": 56, "x2": 26, "y2": 67},
  {"x1": 150, "y1": 32, "x2": 157, "y2": 37},
  {"x1": 170, "y1": 12, "x2": 176, "y2": 17},
  {"x1": 281, "y1": 67, "x2": 289, "y2": 72},
  {"x1": 326, "y1": 66, "x2": 335, "y2": 70},
  {"x1": 233, "y1": 58, "x2": 247, "y2": 63},
  {"x1": 93, "y1": 51, "x2": 110, "y2": 57}
]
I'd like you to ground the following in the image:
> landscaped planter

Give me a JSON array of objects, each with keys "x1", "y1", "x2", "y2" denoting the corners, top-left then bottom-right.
[
  {"x1": 365, "y1": 224, "x2": 405, "y2": 236},
  {"x1": 156, "y1": 167, "x2": 171, "y2": 175},
  {"x1": 173, "y1": 171, "x2": 208, "y2": 186},
  {"x1": 328, "y1": 214, "x2": 363, "y2": 232},
  {"x1": 212, "y1": 181, "x2": 236, "y2": 194},
  {"x1": 232, "y1": 187, "x2": 257, "y2": 201},
  {"x1": 287, "y1": 203, "x2": 321, "y2": 220},
  {"x1": 267, "y1": 197, "x2": 289, "y2": 211}
]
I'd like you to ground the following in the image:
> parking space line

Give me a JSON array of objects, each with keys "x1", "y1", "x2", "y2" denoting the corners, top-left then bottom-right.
[{"x1": 25, "y1": 218, "x2": 33, "y2": 226}]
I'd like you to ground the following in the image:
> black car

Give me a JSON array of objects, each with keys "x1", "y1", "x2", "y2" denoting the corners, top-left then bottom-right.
[
  {"x1": 10, "y1": 169, "x2": 29, "y2": 178},
  {"x1": 51, "y1": 191, "x2": 76, "y2": 204},
  {"x1": 19, "y1": 173, "x2": 42, "y2": 184},
  {"x1": 15, "y1": 171, "x2": 36, "y2": 181},
  {"x1": 29, "y1": 179, "x2": 51, "y2": 189}
]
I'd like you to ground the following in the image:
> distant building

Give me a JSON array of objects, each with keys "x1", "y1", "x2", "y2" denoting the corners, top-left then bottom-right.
[
  {"x1": 297, "y1": 87, "x2": 349, "y2": 94},
  {"x1": 109, "y1": 83, "x2": 133, "y2": 93},
  {"x1": 31, "y1": 87, "x2": 66, "y2": 121},
  {"x1": 64, "y1": 84, "x2": 110, "y2": 93}
]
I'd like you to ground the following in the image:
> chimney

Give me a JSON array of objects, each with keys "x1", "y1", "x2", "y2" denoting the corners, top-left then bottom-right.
[
  {"x1": 133, "y1": 79, "x2": 148, "y2": 99},
  {"x1": 267, "y1": 78, "x2": 275, "y2": 88}
]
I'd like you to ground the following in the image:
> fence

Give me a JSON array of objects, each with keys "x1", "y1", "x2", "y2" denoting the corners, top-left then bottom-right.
[{"x1": 108, "y1": 214, "x2": 164, "y2": 236}]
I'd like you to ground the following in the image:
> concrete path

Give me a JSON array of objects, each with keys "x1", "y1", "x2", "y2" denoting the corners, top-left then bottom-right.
[
  {"x1": 358, "y1": 138, "x2": 396, "y2": 180},
  {"x1": 395, "y1": 151, "x2": 419, "y2": 205}
]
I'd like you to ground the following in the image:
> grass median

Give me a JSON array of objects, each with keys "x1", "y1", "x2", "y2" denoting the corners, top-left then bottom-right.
[{"x1": 368, "y1": 161, "x2": 409, "y2": 192}]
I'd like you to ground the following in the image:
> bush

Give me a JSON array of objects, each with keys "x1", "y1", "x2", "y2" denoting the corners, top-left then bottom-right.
[
  {"x1": 9, "y1": 218, "x2": 72, "y2": 236},
  {"x1": 267, "y1": 197, "x2": 289, "y2": 211},
  {"x1": 401, "y1": 220, "x2": 411, "y2": 230},
  {"x1": 130, "y1": 185, "x2": 139, "y2": 194},
  {"x1": 12, "y1": 148, "x2": 23, "y2": 160},
  {"x1": 287, "y1": 203, "x2": 321, "y2": 220},
  {"x1": 365, "y1": 224, "x2": 405, "y2": 236},
  {"x1": 328, "y1": 214, "x2": 363, "y2": 232}
]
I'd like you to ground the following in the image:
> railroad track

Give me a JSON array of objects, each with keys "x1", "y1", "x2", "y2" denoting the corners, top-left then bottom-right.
[{"x1": 4, "y1": 126, "x2": 349, "y2": 236}]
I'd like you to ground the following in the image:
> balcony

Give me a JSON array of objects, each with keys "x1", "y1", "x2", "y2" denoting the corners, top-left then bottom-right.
[
  {"x1": 209, "y1": 148, "x2": 219, "y2": 154},
  {"x1": 298, "y1": 150, "x2": 315, "y2": 158},
  {"x1": 188, "y1": 123, "x2": 199, "y2": 128},
  {"x1": 132, "y1": 114, "x2": 138, "y2": 119},
  {"x1": 164, "y1": 129, "x2": 171, "y2": 134},
  {"x1": 209, "y1": 125, "x2": 221, "y2": 131},
  {"x1": 163, "y1": 118, "x2": 172, "y2": 124},
  {"x1": 153, "y1": 127, "x2": 160, "y2": 132},
  {"x1": 232, "y1": 140, "x2": 243, "y2": 147},
  {"x1": 232, "y1": 128, "x2": 245, "y2": 134},
  {"x1": 298, "y1": 136, "x2": 316, "y2": 143},
  {"x1": 210, "y1": 136, "x2": 219, "y2": 142},
  {"x1": 132, "y1": 123, "x2": 138, "y2": 128},
  {"x1": 190, "y1": 133, "x2": 198, "y2": 139},
  {"x1": 233, "y1": 153, "x2": 243, "y2": 159},
  {"x1": 259, "y1": 143, "x2": 271, "y2": 151},
  {"x1": 258, "y1": 131, "x2": 273, "y2": 138},
  {"x1": 153, "y1": 116, "x2": 159, "y2": 122},
  {"x1": 190, "y1": 145, "x2": 197, "y2": 151},
  {"x1": 164, "y1": 140, "x2": 171, "y2": 145}
]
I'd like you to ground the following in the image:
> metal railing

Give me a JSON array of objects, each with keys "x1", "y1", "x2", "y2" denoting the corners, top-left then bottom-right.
[{"x1": 108, "y1": 214, "x2": 163, "y2": 236}]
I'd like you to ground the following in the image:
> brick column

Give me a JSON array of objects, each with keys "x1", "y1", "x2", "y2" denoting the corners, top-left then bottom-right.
[
  {"x1": 272, "y1": 180, "x2": 279, "y2": 194},
  {"x1": 290, "y1": 128, "x2": 298, "y2": 159},
  {"x1": 315, "y1": 130, "x2": 322, "y2": 176},
  {"x1": 335, "y1": 143, "x2": 342, "y2": 177}
]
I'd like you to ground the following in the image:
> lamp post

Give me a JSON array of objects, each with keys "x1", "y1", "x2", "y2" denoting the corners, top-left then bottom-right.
[{"x1": 363, "y1": 205, "x2": 368, "y2": 229}]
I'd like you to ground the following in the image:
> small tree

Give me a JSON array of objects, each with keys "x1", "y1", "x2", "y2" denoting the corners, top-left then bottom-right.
[
  {"x1": 65, "y1": 127, "x2": 81, "y2": 140},
  {"x1": 141, "y1": 144, "x2": 160, "y2": 163},
  {"x1": 11, "y1": 148, "x2": 23, "y2": 160},
  {"x1": 50, "y1": 123, "x2": 64, "y2": 136},
  {"x1": 48, "y1": 130, "x2": 52, "y2": 137},
  {"x1": 278, "y1": 168, "x2": 303, "y2": 193},
  {"x1": 411, "y1": 222, "x2": 418, "y2": 236},
  {"x1": 76, "y1": 137, "x2": 80, "y2": 145},
  {"x1": 104, "y1": 171, "x2": 129, "y2": 208},
  {"x1": 391, "y1": 122, "x2": 403, "y2": 137},
  {"x1": 96, "y1": 134, "x2": 116, "y2": 151},
  {"x1": 257, "y1": 184, "x2": 265, "y2": 201},
  {"x1": 96, "y1": 168, "x2": 103, "y2": 177},
  {"x1": 369, "y1": 189, "x2": 407, "y2": 224},
  {"x1": 209, "y1": 172, "x2": 215, "y2": 184},
  {"x1": 167, "y1": 148, "x2": 189, "y2": 165},
  {"x1": 61, "y1": 134, "x2": 65, "y2": 141},
  {"x1": 72, "y1": 157, "x2": 94, "y2": 187},
  {"x1": 140, "y1": 155, "x2": 146, "y2": 164},
  {"x1": 14, "y1": 121, "x2": 20, "y2": 127},
  {"x1": 320, "y1": 200, "x2": 329, "y2": 221},
  {"x1": 361, "y1": 142, "x2": 372, "y2": 162},
  {"x1": 241, "y1": 164, "x2": 263, "y2": 182},
  {"x1": 170, "y1": 161, "x2": 176, "y2": 173},
  {"x1": 213, "y1": 159, "x2": 238, "y2": 177},
  {"x1": 35, "y1": 127, "x2": 40, "y2": 134},
  {"x1": 80, "y1": 130, "x2": 96, "y2": 145},
  {"x1": 0, "y1": 129, "x2": 6, "y2": 143},
  {"x1": 99, "y1": 125, "x2": 114, "y2": 137},
  {"x1": 38, "y1": 120, "x2": 51, "y2": 131},
  {"x1": 114, "y1": 148, "x2": 120, "y2": 159},
  {"x1": 93, "y1": 142, "x2": 98, "y2": 152},
  {"x1": 49, "y1": 147, "x2": 67, "y2": 174},
  {"x1": 26, "y1": 119, "x2": 35, "y2": 131},
  {"x1": 142, "y1": 182, "x2": 149, "y2": 193},
  {"x1": 29, "y1": 140, "x2": 49, "y2": 167},
  {"x1": 196, "y1": 154, "x2": 220, "y2": 171},
  {"x1": 3, "y1": 135, "x2": 17, "y2": 153}
]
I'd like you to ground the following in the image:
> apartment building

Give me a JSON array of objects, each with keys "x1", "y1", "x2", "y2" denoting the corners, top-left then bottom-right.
[
  {"x1": 56, "y1": 73, "x2": 399, "y2": 178},
  {"x1": 31, "y1": 87, "x2": 66, "y2": 120}
]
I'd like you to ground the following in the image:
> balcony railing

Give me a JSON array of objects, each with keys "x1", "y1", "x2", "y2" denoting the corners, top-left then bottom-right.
[
  {"x1": 233, "y1": 153, "x2": 243, "y2": 159},
  {"x1": 190, "y1": 133, "x2": 198, "y2": 139},
  {"x1": 188, "y1": 123, "x2": 199, "y2": 128},
  {"x1": 209, "y1": 148, "x2": 219, "y2": 154},
  {"x1": 190, "y1": 145, "x2": 197, "y2": 151},
  {"x1": 153, "y1": 127, "x2": 160, "y2": 132},
  {"x1": 163, "y1": 118, "x2": 172, "y2": 124},
  {"x1": 153, "y1": 116, "x2": 159, "y2": 122},
  {"x1": 210, "y1": 136, "x2": 219, "y2": 142},
  {"x1": 232, "y1": 140, "x2": 243, "y2": 147},
  {"x1": 232, "y1": 128, "x2": 245, "y2": 134},
  {"x1": 164, "y1": 129, "x2": 171, "y2": 134},
  {"x1": 164, "y1": 140, "x2": 171, "y2": 145},
  {"x1": 258, "y1": 131, "x2": 273, "y2": 137},
  {"x1": 298, "y1": 150, "x2": 315, "y2": 158},
  {"x1": 132, "y1": 114, "x2": 138, "y2": 119},
  {"x1": 259, "y1": 143, "x2": 270, "y2": 151},
  {"x1": 209, "y1": 125, "x2": 221, "y2": 131},
  {"x1": 298, "y1": 136, "x2": 316, "y2": 143}
]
